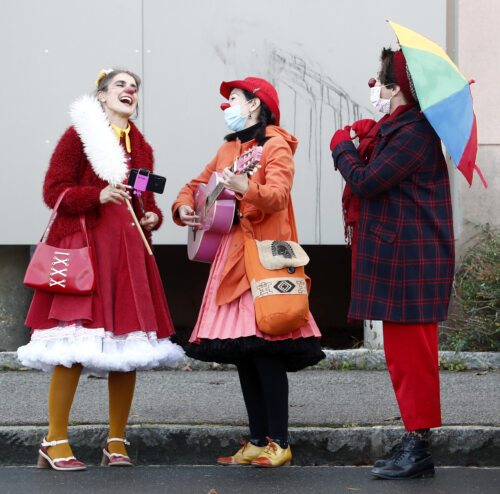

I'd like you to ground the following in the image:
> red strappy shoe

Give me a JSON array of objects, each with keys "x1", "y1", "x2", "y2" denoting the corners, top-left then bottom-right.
[
  {"x1": 37, "y1": 438, "x2": 87, "y2": 471},
  {"x1": 101, "y1": 438, "x2": 134, "y2": 467}
]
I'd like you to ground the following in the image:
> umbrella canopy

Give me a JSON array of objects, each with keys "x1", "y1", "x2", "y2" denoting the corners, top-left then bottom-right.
[{"x1": 388, "y1": 20, "x2": 486, "y2": 187}]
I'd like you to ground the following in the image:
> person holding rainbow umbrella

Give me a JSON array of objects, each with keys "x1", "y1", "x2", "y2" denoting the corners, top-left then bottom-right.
[{"x1": 329, "y1": 21, "x2": 483, "y2": 479}]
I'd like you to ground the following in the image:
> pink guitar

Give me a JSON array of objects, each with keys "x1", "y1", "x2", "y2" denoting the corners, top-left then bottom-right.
[{"x1": 187, "y1": 146, "x2": 263, "y2": 263}]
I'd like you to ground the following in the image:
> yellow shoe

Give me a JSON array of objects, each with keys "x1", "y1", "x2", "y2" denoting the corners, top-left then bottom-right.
[
  {"x1": 251, "y1": 437, "x2": 292, "y2": 468},
  {"x1": 217, "y1": 440, "x2": 266, "y2": 466}
]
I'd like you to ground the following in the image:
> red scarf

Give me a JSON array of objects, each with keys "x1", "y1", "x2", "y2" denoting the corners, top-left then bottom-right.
[{"x1": 342, "y1": 105, "x2": 415, "y2": 274}]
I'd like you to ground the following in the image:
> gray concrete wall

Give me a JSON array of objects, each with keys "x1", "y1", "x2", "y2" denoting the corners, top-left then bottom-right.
[
  {"x1": 0, "y1": 0, "x2": 448, "y2": 246},
  {"x1": 456, "y1": 0, "x2": 500, "y2": 257},
  {"x1": 0, "y1": 248, "x2": 31, "y2": 350},
  {"x1": 9, "y1": 1, "x2": 498, "y2": 348},
  {"x1": 458, "y1": 145, "x2": 500, "y2": 258}
]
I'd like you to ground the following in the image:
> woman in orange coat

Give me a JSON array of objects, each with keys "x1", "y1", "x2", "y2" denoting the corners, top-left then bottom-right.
[{"x1": 172, "y1": 77, "x2": 324, "y2": 468}]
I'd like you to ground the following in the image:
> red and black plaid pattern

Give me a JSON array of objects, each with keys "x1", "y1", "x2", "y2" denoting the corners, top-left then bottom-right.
[{"x1": 332, "y1": 106, "x2": 455, "y2": 323}]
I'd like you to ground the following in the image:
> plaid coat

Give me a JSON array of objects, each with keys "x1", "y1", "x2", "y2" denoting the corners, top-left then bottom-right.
[{"x1": 332, "y1": 106, "x2": 455, "y2": 323}]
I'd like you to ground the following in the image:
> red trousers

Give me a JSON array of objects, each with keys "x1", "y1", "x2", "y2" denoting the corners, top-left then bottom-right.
[{"x1": 383, "y1": 322, "x2": 441, "y2": 430}]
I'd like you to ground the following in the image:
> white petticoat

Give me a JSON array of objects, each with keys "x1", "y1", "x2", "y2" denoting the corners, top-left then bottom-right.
[{"x1": 17, "y1": 322, "x2": 185, "y2": 374}]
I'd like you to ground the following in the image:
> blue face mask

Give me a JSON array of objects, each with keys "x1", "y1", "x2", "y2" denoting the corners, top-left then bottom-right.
[{"x1": 224, "y1": 105, "x2": 247, "y2": 132}]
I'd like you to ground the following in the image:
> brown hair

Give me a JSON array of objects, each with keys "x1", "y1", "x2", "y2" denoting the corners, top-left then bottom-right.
[
  {"x1": 378, "y1": 47, "x2": 397, "y2": 87},
  {"x1": 95, "y1": 69, "x2": 141, "y2": 94}
]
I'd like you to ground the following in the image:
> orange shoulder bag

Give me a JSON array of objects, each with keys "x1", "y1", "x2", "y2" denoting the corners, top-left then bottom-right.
[{"x1": 242, "y1": 212, "x2": 310, "y2": 335}]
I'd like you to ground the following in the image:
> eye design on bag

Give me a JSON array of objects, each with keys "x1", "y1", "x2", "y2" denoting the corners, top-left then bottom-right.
[{"x1": 271, "y1": 241, "x2": 296, "y2": 259}]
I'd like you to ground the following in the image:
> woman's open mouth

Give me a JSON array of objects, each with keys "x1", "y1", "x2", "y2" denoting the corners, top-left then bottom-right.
[{"x1": 119, "y1": 95, "x2": 134, "y2": 106}]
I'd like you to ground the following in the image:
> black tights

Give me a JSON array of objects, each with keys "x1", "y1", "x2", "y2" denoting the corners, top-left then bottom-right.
[{"x1": 236, "y1": 355, "x2": 289, "y2": 447}]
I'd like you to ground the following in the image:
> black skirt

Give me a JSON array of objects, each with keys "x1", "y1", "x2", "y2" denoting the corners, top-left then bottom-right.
[{"x1": 186, "y1": 336, "x2": 325, "y2": 372}]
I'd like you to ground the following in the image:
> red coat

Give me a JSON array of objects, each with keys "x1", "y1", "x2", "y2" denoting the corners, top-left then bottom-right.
[
  {"x1": 26, "y1": 122, "x2": 174, "y2": 338},
  {"x1": 43, "y1": 122, "x2": 163, "y2": 245}
]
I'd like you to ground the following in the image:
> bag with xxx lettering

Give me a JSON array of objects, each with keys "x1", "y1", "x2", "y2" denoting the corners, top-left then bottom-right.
[{"x1": 23, "y1": 188, "x2": 95, "y2": 294}]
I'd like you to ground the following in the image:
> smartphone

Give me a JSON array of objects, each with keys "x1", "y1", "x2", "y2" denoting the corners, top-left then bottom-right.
[{"x1": 128, "y1": 168, "x2": 166, "y2": 194}]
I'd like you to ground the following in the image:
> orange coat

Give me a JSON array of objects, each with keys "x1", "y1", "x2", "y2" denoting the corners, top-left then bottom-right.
[{"x1": 172, "y1": 125, "x2": 301, "y2": 306}]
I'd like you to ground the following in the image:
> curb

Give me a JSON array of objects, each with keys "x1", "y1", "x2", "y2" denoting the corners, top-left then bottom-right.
[
  {"x1": 1, "y1": 424, "x2": 498, "y2": 467},
  {"x1": 1, "y1": 350, "x2": 499, "y2": 371}
]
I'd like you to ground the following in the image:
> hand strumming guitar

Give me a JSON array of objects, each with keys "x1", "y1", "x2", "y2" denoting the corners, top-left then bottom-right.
[{"x1": 178, "y1": 205, "x2": 201, "y2": 227}]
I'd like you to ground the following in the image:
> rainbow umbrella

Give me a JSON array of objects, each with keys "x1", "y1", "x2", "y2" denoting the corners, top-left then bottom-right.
[{"x1": 388, "y1": 20, "x2": 486, "y2": 187}]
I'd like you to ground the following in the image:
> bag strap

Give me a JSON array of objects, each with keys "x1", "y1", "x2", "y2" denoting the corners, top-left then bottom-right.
[
  {"x1": 238, "y1": 138, "x2": 299, "y2": 243},
  {"x1": 287, "y1": 201, "x2": 299, "y2": 243},
  {"x1": 41, "y1": 188, "x2": 90, "y2": 246},
  {"x1": 79, "y1": 214, "x2": 90, "y2": 247},
  {"x1": 239, "y1": 216, "x2": 254, "y2": 240},
  {"x1": 239, "y1": 203, "x2": 299, "y2": 243}
]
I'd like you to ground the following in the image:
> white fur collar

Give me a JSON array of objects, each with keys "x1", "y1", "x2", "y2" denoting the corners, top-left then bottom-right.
[{"x1": 69, "y1": 95, "x2": 128, "y2": 185}]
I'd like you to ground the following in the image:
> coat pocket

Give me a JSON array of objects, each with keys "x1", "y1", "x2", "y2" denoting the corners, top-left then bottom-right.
[{"x1": 369, "y1": 222, "x2": 398, "y2": 243}]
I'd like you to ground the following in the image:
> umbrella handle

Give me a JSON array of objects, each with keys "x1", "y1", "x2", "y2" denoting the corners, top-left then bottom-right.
[{"x1": 125, "y1": 198, "x2": 153, "y2": 256}]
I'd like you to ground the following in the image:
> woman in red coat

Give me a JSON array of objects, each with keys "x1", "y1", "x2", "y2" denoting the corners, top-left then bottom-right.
[
  {"x1": 173, "y1": 77, "x2": 324, "y2": 468},
  {"x1": 18, "y1": 69, "x2": 183, "y2": 470}
]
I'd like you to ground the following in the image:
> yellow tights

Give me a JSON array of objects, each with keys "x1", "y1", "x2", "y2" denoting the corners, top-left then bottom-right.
[
  {"x1": 46, "y1": 364, "x2": 82, "y2": 459},
  {"x1": 107, "y1": 371, "x2": 136, "y2": 456},
  {"x1": 46, "y1": 365, "x2": 136, "y2": 459}
]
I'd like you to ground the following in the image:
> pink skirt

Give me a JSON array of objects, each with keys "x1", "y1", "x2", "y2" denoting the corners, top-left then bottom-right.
[{"x1": 186, "y1": 230, "x2": 324, "y2": 371}]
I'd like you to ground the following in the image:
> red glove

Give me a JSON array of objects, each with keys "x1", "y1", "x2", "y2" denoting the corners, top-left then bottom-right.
[
  {"x1": 330, "y1": 125, "x2": 352, "y2": 152},
  {"x1": 351, "y1": 119, "x2": 377, "y2": 139}
]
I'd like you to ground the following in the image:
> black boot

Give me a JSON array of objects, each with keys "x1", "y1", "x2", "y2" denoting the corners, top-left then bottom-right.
[
  {"x1": 373, "y1": 441, "x2": 404, "y2": 469},
  {"x1": 372, "y1": 430, "x2": 427, "y2": 468},
  {"x1": 371, "y1": 432, "x2": 435, "y2": 479}
]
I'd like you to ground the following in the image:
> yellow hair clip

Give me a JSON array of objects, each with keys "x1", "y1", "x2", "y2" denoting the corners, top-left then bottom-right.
[{"x1": 96, "y1": 68, "x2": 113, "y2": 88}]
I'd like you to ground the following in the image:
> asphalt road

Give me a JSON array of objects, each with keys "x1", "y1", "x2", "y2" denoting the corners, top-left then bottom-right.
[
  {"x1": 0, "y1": 466, "x2": 498, "y2": 494},
  {"x1": 1, "y1": 370, "x2": 498, "y2": 427}
]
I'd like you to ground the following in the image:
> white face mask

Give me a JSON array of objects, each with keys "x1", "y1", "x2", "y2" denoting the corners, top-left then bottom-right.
[
  {"x1": 370, "y1": 85, "x2": 391, "y2": 114},
  {"x1": 224, "y1": 105, "x2": 248, "y2": 132}
]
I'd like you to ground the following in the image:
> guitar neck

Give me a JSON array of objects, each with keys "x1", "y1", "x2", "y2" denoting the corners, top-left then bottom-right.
[
  {"x1": 204, "y1": 148, "x2": 261, "y2": 212},
  {"x1": 205, "y1": 181, "x2": 226, "y2": 212}
]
